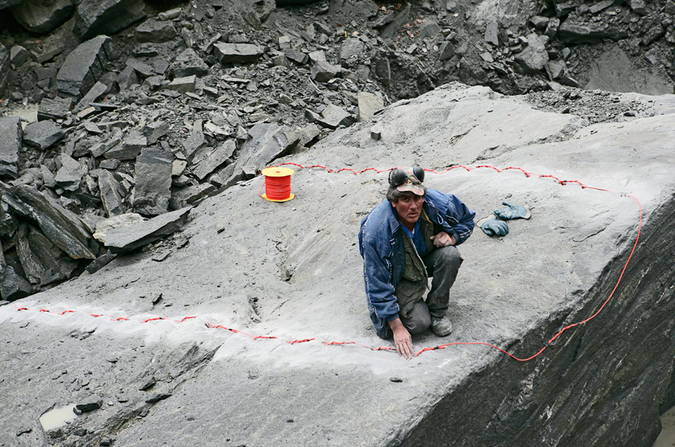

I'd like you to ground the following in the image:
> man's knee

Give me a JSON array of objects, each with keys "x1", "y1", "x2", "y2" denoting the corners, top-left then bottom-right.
[
  {"x1": 436, "y1": 245, "x2": 463, "y2": 269},
  {"x1": 403, "y1": 302, "x2": 431, "y2": 335}
]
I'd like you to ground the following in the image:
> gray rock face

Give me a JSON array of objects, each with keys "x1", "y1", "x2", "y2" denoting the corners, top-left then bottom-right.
[
  {"x1": 74, "y1": 0, "x2": 145, "y2": 39},
  {"x1": 103, "y1": 206, "x2": 190, "y2": 252},
  {"x1": 56, "y1": 35, "x2": 112, "y2": 98},
  {"x1": 357, "y1": 92, "x2": 384, "y2": 122},
  {"x1": 38, "y1": 96, "x2": 73, "y2": 120},
  {"x1": 97, "y1": 169, "x2": 127, "y2": 217},
  {"x1": 23, "y1": 120, "x2": 65, "y2": 150},
  {"x1": 514, "y1": 33, "x2": 549, "y2": 72},
  {"x1": 317, "y1": 104, "x2": 354, "y2": 129},
  {"x1": 3, "y1": 185, "x2": 97, "y2": 259},
  {"x1": 10, "y1": 0, "x2": 74, "y2": 34},
  {"x1": 191, "y1": 140, "x2": 235, "y2": 181},
  {"x1": 170, "y1": 48, "x2": 208, "y2": 78},
  {"x1": 0, "y1": 43, "x2": 9, "y2": 96},
  {"x1": 0, "y1": 117, "x2": 22, "y2": 178},
  {"x1": 311, "y1": 60, "x2": 341, "y2": 82},
  {"x1": 135, "y1": 18, "x2": 175, "y2": 42},
  {"x1": 213, "y1": 43, "x2": 263, "y2": 64},
  {"x1": 133, "y1": 148, "x2": 173, "y2": 216},
  {"x1": 54, "y1": 154, "x2": 84, "y2": 191},
  {"x1": 236, "y1": 123, "x2": 299, "y2": 176},
  {"x1": 15, "y1": 224, "x2": 78, "y2": 286}
]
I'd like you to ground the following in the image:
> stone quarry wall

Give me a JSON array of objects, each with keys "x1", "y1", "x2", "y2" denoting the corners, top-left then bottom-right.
[{"x1": 403, "y1": 200, "x2": 675, "y2": 447}]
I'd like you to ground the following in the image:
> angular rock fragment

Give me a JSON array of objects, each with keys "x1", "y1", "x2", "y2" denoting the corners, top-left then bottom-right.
[
  {"x1": 237, "y1": 123, "x2": 299, "y2": 177},
  {"x1": 0, "y1": 117, "x2": 22, "y2": 179},
  {"x1": 181, "y1": 121, "x2": 204, "y2": 159},
  {"x1": 144, "y1": 121, "x2": 169, "y2": 145},
  {"x1": 340, "y1": 38, "x2": 365, "y2": 65},
  {"x1": 90, "y1": 130, "x2": 123, "y2": 158},
  {"x1": 558, "y1": 18, "x2": 629, "y2": 43},
  {"x1": 74, "y1": 0, "x2": 145, "y2": 39},
  {"x1": 133, "y1": 148, "x2": 173, "y2": 216},
  {"x1": 55, "y1": 154, "x2": 85, "y2": 192},
  {"x1": 357, "y1": 92, "x2": 384, "y2": 122},
  {"x1": 15, "y1": 224, "x2": 78, "y2": 286},
  {"x1": 316, "y1": 104, "x2": 354, "y2": 129},
  {"x1": 514, "y1": 33, "x2": 549, "y2": 72},
  {"x1": 10, "y1": 0, "x2": 74, "y2": 34},
  {"x1": 85, "y1": 249, "x2": 116, "y2": 274},
  {"x1": 170, "y1": 48, "x2": 208, "y2": 78},
  {"x1": 135, "y1": 19, "x2": 176, "y2": 42},
  {"x1": 170, "y1": 184, "x2": 215, "y2": 209},
  {"x1": 74, "y1": 81, "x2": 108, "y2": 111},
  {"x1": 213, "y1": 42, "x2": 263, "y2": 64},
  {"x1": 166, "y1": 75, "x2": 196, "y2": 93},
  {"x1": 41, "y1": 165, "x2": 56, "y2": 188},
  {"x1": 38, "y1": 97, "x2": 73, "y2": 121},
  {"x1": 56, "y1": 35, "x2": 112, "y2": 98},
  {"x1": 97, "y1": 170, "x2": 127, "y2": 217},
  {"x1": 102, "y1": 207, "x2": 191, "y2": 253},
  {"x1": 311, "y1": 60, "x2": 341, "y2": 82},
  {"x1": 0, "y1": 44, "x2": 10, "y2": 95},
  {"x1": 23, "y1": 120, "x2": 65, "y2": 150},
  {"x1": 627, "y1": 0, "x2": 647, "y2": 15},
  {"x1": 10, "y1": 45, "x2": 30, "y2": 66},
  {"x1": 191, "y1": 140, "x2": 235, "y2": 181},
  {"x1": 285, "y1": 50, "x2": 308, "y2": 65},
  {"x1": 484, "y1": 21, "x2": 499, "y2": 46},
  {"x1": 3, "y1": 185, "x2": 97, "y2": 259},
  {"x1": 0, "y1": 263, "x2": 32, "y2": 300},
  {"x1": 103, "y1": 129, "x2": 146, "y2": 160}
]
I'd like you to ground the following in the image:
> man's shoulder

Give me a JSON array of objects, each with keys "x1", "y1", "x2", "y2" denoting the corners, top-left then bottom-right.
[{"x1": 360, "y1": 200, "x2": 396, "y2": 240}]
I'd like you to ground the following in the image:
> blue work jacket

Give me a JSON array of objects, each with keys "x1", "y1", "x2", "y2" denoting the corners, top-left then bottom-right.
[{"x1": 358, "y1": 189, "x2": 475, "y2": 336}]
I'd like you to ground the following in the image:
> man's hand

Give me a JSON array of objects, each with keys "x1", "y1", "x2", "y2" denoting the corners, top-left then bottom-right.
[
  {"x1": 431, "y1": 231, "x2": 456, "y2": 247},
  {"x1": 389, "y1": 318, "x2": 414, "y2": 359}
]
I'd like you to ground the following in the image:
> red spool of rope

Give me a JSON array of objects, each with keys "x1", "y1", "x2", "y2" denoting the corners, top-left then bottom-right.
[{"x1": 261, "y1": 167, "x2": 295, "y2": 202}]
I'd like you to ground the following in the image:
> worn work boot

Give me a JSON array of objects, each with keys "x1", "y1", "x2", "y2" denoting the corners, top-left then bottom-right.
[{"x1": 431, "y1": 316, "x2": 453, "y2": 337}]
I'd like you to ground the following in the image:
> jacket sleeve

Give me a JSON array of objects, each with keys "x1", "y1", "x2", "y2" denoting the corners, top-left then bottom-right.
[
  {"x1": 360, "y1": 229, "x2": 400, "y2": 324},
  {"x1": 447, "y1": 194, "x2": 475, "y2": 245}
]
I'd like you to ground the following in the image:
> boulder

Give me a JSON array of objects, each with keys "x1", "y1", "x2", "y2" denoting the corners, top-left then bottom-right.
[
  {"x1": 23, "y1": 120, "x2": 65, "y2": 150},
  {"x1": 74, "y1": 81, "x2": 108, "y2": 111},
  {"x1": 56, "y1": 35, "x2": 112, "y2": 98},
  {"x1": 170, "y1": 48, "x2": 208, "y2": 78},
  {"x1": 0, "y1": 117, "x2": 22, "y2": 178},
  {"x1": 316, "y1": 104, "x2": 354, "y2": 129},
  {"x1": 144, "y1": 121, "x2": 169, "y2": 145},
  {"x1": 514, "y1": 33, "x2": 549, "y2": 73},
  {"x1": 102, "y1": 206, "x2": 191, "y2": 252},
  {"x1": 181, "y1": 121, "x2": 205, "y2": 159},
  {"x1": 558, "y1": 16, "x2": 629, "y2": 43},
  {"x1": 74, "y1": 0, "x2": 145, "y2": 39},
  {"x1": 133, "y1": 148, "x2": 173, "y2": 216},
  {"x1": 236, "y1": 123, "x2": 299, "y2": 177},
  {"x1": 102, "y1": 129, "x2": 146, "y2": 161},
  {"x1": 166, "y1": 75, "x2": 196, "y2": 93},
  {"x1": 38, "y1": 96, "x2": 73, "y2": 120},
  {"x1": 357, "y1": 92, "x2": 384, "y2": 122},
  {"x1": 10, "y1": 0, "x2": 74, "y2": 34},
  {"x1": 97, "y1": 169, "x2": 127, "y2": 217},
  {"x1": 135, "y1": 18, "x2": 175, "y2": 42},
  {"x1": 484, "y1": 20, "x2": 499, "y2": 46},
  {"x1": 339, "y1": 38, "x2": 365, "y2": 65},
  {"x1": 212, "y1": 43, "x2": 263, "y2": 64},
  {"x1": 2, "y1": 184, "x2": 97, "y2": 259},
  {"x1": 0, "y1": 263, "x2": 32, "y2": 301},
  {"x1": 191, "y1": 140, "x2": 235, "y2": 181},
  {"x1": 9, "y1": 45, "x2": 30, "y2": 66},
  {"x1": 627, "y1": 0, "x2": 647, "y2": 15}
]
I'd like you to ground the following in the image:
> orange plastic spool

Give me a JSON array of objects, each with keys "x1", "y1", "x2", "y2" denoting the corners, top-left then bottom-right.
[{"x1": 261, "y1": 167, "x2": 295, "y2": 202}]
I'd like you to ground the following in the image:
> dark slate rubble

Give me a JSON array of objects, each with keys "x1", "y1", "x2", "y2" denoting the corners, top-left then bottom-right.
[
  {"x1": 74, "y1": 0, "x2": 146, "y2": 39},
  {"x1": 213, "y1": 42, "x2": 264, "y2": 64},
  {"x1": 56, "y1": 35, "x2": 112, "y2": 98},
  {"x1": 133, "y1": 148, "x2": 173, "y2": 216},
  {"x1": 97, "y1": 169, "x2": 128, "y2": 217},
  {"x1": 0, "y1": 117, "x2": 21, "y2": 179},
  {"x1": 2, "y1": 185, "x2": 98, "y2": 260},
  {"x1": 102, "y1": 206, "x2": 191, "y2": 252},
  {"x1": 22, "y1": 120, "x2": 65, "y2": 150},
  {"x1": 236, "y1": 123, "x2": 299, "y2": 177}
]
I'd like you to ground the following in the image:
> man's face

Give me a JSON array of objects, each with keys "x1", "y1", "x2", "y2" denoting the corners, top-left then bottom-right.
[{"x1": 391, "y1": 194, "x2": 425, "y2": 228}]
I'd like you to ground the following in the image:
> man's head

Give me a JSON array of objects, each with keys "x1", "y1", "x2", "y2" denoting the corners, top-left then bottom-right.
[{"x1": 387, "y1": 168, "x2": 426, "y2": 228}]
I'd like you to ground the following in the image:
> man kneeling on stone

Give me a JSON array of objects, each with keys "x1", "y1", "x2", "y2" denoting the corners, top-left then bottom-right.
[{"x1": 358, "y1": 168, "x2": 475, "y2": 359}]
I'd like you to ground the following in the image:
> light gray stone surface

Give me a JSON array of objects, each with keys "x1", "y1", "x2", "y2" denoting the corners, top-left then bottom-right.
[
  {"x1": 23, "y1": 120, "x2": 64, "y2": 150},
  {"x1": 10, "y1": 0, "x2": 74, "y2": 33},
  {"x1": 56, "y1": 35, "x2": 112, "y2": 98},
  {"x1": 0, "y1": 116, "x2": 22, "y2": 178},
  {"x1": 0, "y1": 84, "x2": 672, "y2": 446},
  {"x1": 74, "y1": 0, "x2": 145, "y2": 39}
]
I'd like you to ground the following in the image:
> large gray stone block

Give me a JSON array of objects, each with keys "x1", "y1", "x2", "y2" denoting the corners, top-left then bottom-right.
[
  {"x1": 213, "y1": 42, "x2": 263, "y2": 64},
  {"x1": 133, "y1": 148, "x2": 173, "y2": 216},
  {"x1": 56, "y1": 35, "x2": 112, "y2": 98},
  {"x1": 0, "y1": 117, "x2": 22, "y2": 178},
  {"x1": 102, "y1": 206, "x2": 190, "y2": 252},
  {"x1": 11, "y1": 0, "x2": 74, "y2": 34},
  {"x1": 22, "y1": 120, "x2": 64, "y2": 150},
  {"x1": 74, "y1": 0, "x2": 145, "y2": 39}
]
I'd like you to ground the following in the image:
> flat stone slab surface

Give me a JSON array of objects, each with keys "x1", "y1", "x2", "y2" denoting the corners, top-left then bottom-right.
[{"x1": 0, "y1": 84, "x2": 673, "y2": 446}]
